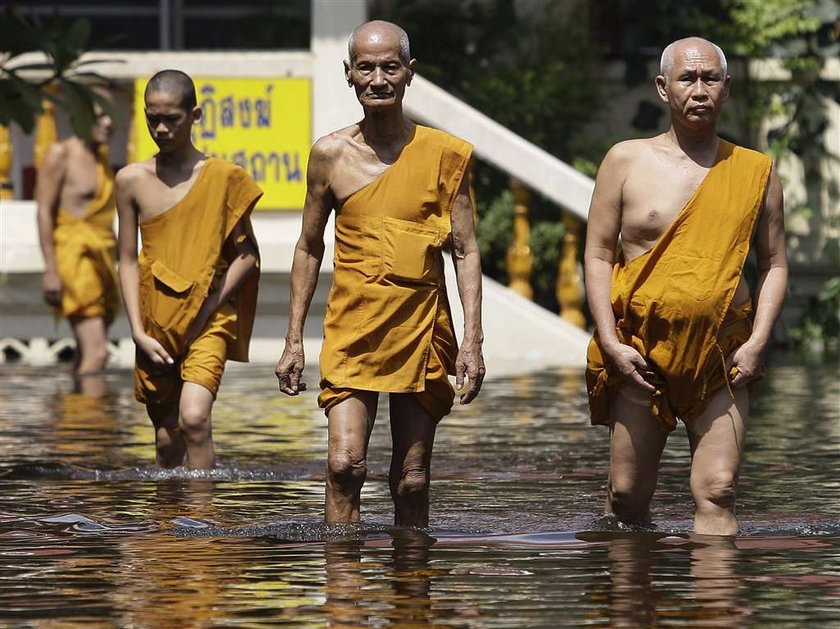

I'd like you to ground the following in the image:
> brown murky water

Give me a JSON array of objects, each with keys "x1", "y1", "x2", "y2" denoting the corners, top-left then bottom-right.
[{"x1": 0, "y1": 356, "x2": 837, "y2": 627}]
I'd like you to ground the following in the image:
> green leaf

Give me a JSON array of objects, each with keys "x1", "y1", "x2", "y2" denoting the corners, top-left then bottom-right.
[
  {"x1": 0, "y1": 79, "x2": 39, "y2": 132},
  {"x1": 60, "y1": 79, "x2": 96, "y2": 140}
]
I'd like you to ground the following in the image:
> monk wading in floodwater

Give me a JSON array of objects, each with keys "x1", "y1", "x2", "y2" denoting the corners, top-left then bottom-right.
[
  {"x1": 36, "y1": 90, "x2": 119, "y2": 377},
  {"x1": 275, "y1": 20, "x2": 485, "y2": 527},
  {"x1": 116, "y1": 70, "x2": 262, "y2": 469},
  {"x1": 585, "y1": 37, "x2": 788, "y2": 535}
]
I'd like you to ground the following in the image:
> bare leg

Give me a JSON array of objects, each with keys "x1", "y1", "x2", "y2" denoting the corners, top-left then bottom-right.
[
  {"x1": 325, "y1": 392, "x2": 378, "y2": 523},
  {"x1": 148, "y1": 402, "x2": 185, "y2": 468},
  {"x1": 607, "y1": 386, "x2": 669, "y2": 524},
  {"x1": 389, "y1": 394, "x2": 437, "y2": 527},
  {"x1": 178, "y1": 382, "x2": 216, "y2": 470},
  {"x1": 687, "y1": 386, "x2": 748, "y2": 536},
  {"x1": 70, "y1": 316, "x2": 109, "y2": 374}
]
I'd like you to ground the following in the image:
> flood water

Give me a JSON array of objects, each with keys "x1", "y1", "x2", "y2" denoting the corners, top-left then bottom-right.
[{"x1": 0, "y1": 357, "x2": 837, "y2": 627}]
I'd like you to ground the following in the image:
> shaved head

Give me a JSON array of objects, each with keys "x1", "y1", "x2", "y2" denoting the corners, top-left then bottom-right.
[
  {"x1": 144, "y1": 69, "x2": 197, "y2": 110},
  {"x1": 660, "y1": 37, "x2": 727, "y2": 78},
  {"x1": 348, "y1": 20, "x2": 411, "y2": 63}
]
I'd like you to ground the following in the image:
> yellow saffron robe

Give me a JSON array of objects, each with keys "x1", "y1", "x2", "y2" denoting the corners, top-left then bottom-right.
[
  {"x1": 586, "y1": 140, "x2": 772, "y2": 431},
  {"x1": 53, "y1": 152, "x2": 119, "y2": 324},
  {"x1": 134, "y1": 158, "x2": 262, "y2": 404},
  {"x1": 318, "y1": 125, "x2": 473, "y2": 421}
]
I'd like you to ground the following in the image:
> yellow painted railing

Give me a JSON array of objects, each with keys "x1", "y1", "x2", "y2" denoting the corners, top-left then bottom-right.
[
  {"x1": 0, "y1": 124, "x2": 12, "y2": 200},
  {"x1": 504, "y1": 178, "x2": 586, "y2": 326}
]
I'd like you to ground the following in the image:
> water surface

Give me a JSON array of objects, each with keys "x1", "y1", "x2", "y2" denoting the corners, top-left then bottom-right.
[{"x1": 0, "y1": 358, "x2": 837, "y2": 626}]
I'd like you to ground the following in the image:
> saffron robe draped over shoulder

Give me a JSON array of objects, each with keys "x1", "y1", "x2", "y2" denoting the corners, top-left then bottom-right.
[
  {"x1": 586, "y1": 140, "x2": 772, "y2": 431},
  {"x1": 318, "y1": 125, "x2": 473, "y2": 420},
  {"x1": 54, "y1": 151, "x2": 119, "y2": 323},
  {"x1": 137, "y1": 158, "x2": 262, "y2": 363}
]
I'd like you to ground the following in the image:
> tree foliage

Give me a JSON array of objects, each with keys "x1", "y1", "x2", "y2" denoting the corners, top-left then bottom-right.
[{"x1": 0, "y1": 8, "x2": 118, "y2": 138}]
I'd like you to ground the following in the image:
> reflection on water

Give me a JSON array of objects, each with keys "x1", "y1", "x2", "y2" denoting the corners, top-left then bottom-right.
[{"x1": 0, "y1": 357, "x2": 838, "y2": 625}]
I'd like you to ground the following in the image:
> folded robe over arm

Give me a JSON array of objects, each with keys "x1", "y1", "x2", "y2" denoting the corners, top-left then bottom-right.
[{"x1": 586, "y1": 141, "x2": 772, "y2": 431}]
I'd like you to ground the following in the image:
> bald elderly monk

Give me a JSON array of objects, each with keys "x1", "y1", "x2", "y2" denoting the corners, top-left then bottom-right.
[
  {"x1": 36, "y1": 97, "x2": 119, "y2": 376},
  {"x1": 275, "y1": 20, "x2": 485, "y2": 526},
  {"x1": 116, "y1": 70, "x2": 261, "y2": 469},
  {"x1": 585, "y1": 37, "x2": 788, "y2": 535}
]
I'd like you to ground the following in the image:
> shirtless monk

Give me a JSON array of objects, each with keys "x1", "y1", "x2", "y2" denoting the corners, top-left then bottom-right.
[
  {"x1": 585, "y1": 37, "x2": 788, "y2": 535},
  {"x1": 275, "y1": 21, "x2": 485, "y2": 526},
  {"x1": 116, "y1": 70, "x2": 262, "y2": 469},
  {"x1": 36, "y1": 98, "x2": 118, "y2": 375}
]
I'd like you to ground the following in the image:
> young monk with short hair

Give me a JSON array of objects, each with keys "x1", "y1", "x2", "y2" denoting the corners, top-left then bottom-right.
[
  {"x1": 36, "y1": 96, "x2": 118, "y2": 376},
  {"x1": 116, "y1": 70, "x2": 262, "y2": 469},
  {"x1": 585, "y1": 37, "x2": 788, "y2": 535}
]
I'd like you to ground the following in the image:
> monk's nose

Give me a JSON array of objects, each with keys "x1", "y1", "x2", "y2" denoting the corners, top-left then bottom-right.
[{"x1": 371, "y1": 67, "x2": 387, "y2": 86}]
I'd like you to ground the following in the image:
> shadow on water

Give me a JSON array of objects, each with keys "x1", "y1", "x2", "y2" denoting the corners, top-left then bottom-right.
[{"x1": 0, "y1": 355, "x2": 838, "y2": 625}]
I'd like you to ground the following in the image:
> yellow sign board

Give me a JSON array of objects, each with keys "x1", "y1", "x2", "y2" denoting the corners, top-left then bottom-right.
[{"x1": 133, "y1": 77, "x2": 311, "y2": 210}]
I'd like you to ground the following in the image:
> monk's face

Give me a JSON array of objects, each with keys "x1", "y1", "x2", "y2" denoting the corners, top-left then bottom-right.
[
  {"x1": 144, "y1": 90, "x2": 200, "y2": 153},
  {"x1": 345, "y1": 29, "x2": 415, "y2": 110},
  {"x1": 90, "y1": 102, "x2": 113, "y2": 145},
  {"x1": 656, "y1": 42, "x2": 730, "y2": 127}
]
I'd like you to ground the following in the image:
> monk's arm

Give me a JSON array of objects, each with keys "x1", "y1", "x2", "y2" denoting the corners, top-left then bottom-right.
[
  {"x1": 450, "y1": 162, "x2": 485, "y2": 404},
  {"x1": 115, "y1": 168, "x2": 172, "y2": 365},
  {"x1": 730, "y1": 166, "x2": 788, "y2": 387},
  {"x1": 275, "y1": 140, "x2": 334, "y2": 394},
  {"x1": 186, "y1": 213, "x2": 259, "y2": 343},
  {"x1": 35, "y1": 144, "x2": 66, "y2": 306},
  {"x1": 583, "y1": 145, "x2": 655, "y2": 391}
]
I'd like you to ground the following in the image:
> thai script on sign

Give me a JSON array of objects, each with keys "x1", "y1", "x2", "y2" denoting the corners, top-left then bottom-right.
[
  {"x1": 198, "y1": 84, "x2": 273, "y2": 139},
  {"x1": 201, "y1": 147, "x2": 303, "y2": 183}
]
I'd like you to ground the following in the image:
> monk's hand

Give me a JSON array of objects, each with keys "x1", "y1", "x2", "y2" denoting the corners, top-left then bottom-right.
[
  {"x1": 727, "y1": 340, "x2": 764, "y2": 389},
  {"x1": 42, "y1": 270, "x2": 62, "y2": 308},
  {"x1": 134, "y1": 333, "x2": 174, "y2": 367},
  {"x1": 607, "y1": 343, "x2": 656, "y2": 393},
  {"x1": 275, "y1": 341, "x2": 306, "y2": 395},
  {"x1": 455, "y1": 339, "x2": 485, "y2": 404}
]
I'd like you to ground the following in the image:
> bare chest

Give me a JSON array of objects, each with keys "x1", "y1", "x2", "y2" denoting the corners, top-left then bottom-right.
[
  {"x1": 58, "y1": 157, "x2": 99, "y2": 216},
  {"x1": 134, "y1": 169, "x2": 203, "y2": 223},
  {"x1": 621, "y1": 156, "x2": 711, "y2": 252},
  {"x1": 331, "y1": 145, "x2": 402, "y2": 206}
]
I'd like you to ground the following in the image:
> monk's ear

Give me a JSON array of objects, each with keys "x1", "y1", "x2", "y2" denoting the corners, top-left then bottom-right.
[
  {"x1": 191, "y1": 106, "x2": 202, "y2": 124},
  {"x1": 655, "y1": 74, "x2": 668, "y2": 103},
  {"x1": 406, "y1": 58, "x2": 417, "y2": 86},
  {"x1": 344, "y1": 59, "x2": 353, "y2": 87},
  {"x1": 722, "y1": 74, "x2": 731, "y2": 102}
]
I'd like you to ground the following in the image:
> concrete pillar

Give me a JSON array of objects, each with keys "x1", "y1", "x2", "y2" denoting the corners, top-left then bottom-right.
[{"x1": 311, "y1": 0, "x2": 367, "y2": 141}]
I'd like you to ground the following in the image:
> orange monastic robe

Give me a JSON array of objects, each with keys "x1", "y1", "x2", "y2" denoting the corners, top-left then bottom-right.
[
  {"x1": 318, "y1": 125, "x2": 473, "y2": 421},
  {"x1": 54, "y1": 151, "x2": 119, "y2": 324},
  {"x1": 134, "y1": 158, "x2": 262, "y2": 404},
  {"x1": 586, "y1": 140, "x2": 772, "y2": 431}
]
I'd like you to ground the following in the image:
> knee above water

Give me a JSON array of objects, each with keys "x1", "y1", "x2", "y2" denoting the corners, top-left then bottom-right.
[
  {"x1": 396, "y1": 469, "x2": 429, "y2": 497},
  {"x1": 179, "y1": 404, "x2": 211, "y2": 434},
  {"x1": 327, "y1": 452, "x2": 367, "y2": 486},
  {"x1": 608, "y1": 484, "x2": 649, "y2": 521},
  {"x1": 692, "y1": 470, "x2": 737, "y2": 507}
]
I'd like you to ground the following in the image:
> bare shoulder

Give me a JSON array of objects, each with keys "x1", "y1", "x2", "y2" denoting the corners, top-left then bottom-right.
[
  {"x1": 114, "y1": 159, "x2": 154, "y2": 192},
  {"x1": 43, "y1": 140, "x2": 70, "y2": 168},
  {"x1": 311, "y1": 125, "x2": 358, "y2": 163},
  {"x1": 602, "y1": 138, "x2": 653, "y2": 168}
]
